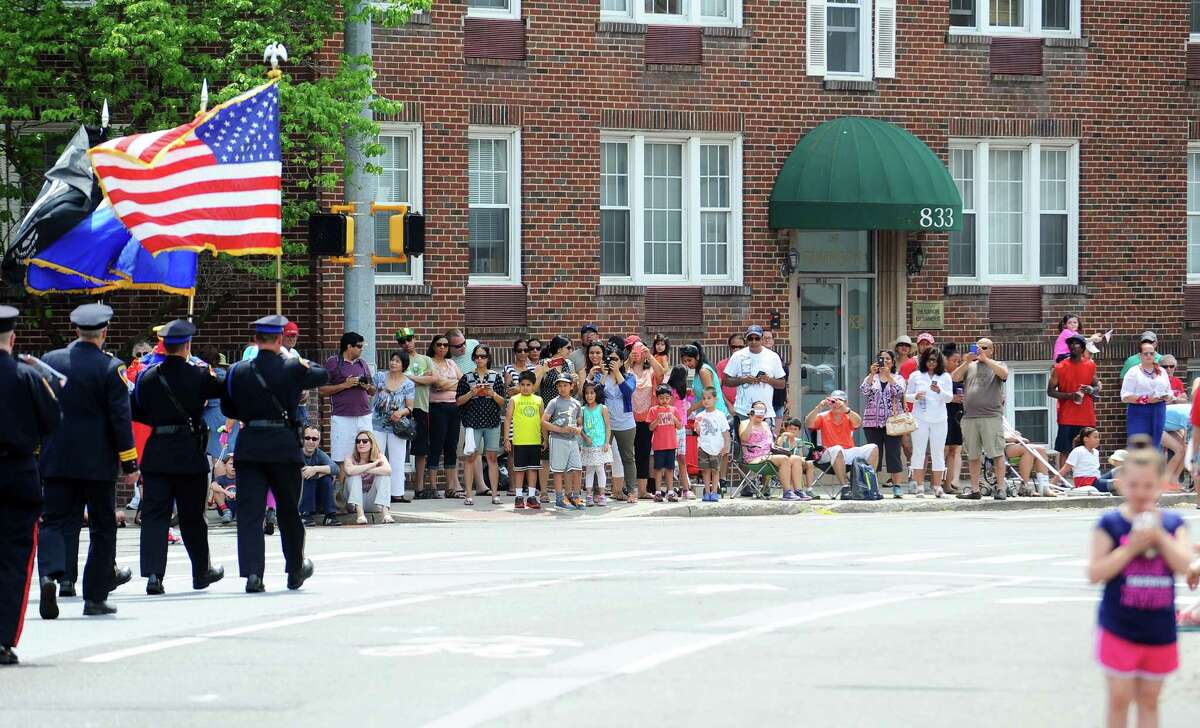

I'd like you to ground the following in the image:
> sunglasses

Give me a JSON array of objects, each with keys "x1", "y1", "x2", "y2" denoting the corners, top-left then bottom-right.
[
  {"x1": 730, "y1": 344, "x2": 744, "y2": 350},
  {"x1": 435, "y1": 342, "x2": 449, "y2": 347},
  {"x1": 1164, "y1": 364, "x2": 1177, "y2": 369},
  {"x1": 746, "y1": 335, "x2": 762, "y2": 341},
  {"x1": 978, "y1": 345, "x2": 992, "y2": 351},
  {"x1": 473, "y1": 354, "x2": 489, "y2": 360},
  {"x1": 529, "y1": 345, "x2": 542, "y2": 351},
  {"x1": 450, "y1": 341, "x2": 466, "y2": 349},
  {"x1": 515, "y1": 347, "x2": 529, "y2": 353},
  {"x1": 1141, "y1": 351, "x2": 1156, "y2": 357},
  {"x1": 355, "y1": 438, "x2": 371, "y2": 444},
  {"x1": 303, "y1": 436, "x2": 319, "y2": 442},
  {"x1": 399, "y1": 337, "x2": 414, "y2": 343}
]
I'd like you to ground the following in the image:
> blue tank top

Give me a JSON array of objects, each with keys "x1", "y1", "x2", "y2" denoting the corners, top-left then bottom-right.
[
  {"x1": 582, "y1": 404, "x2": 606, "y2": 447},
  {"x1": 1097, "y1": 509, "x2": 1186, "y2": 645},
  {"x1": 692, "y1": 363, "x2": 729, "y2": 417}
]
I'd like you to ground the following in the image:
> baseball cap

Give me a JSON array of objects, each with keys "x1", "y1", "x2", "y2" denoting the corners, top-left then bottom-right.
[
  {"x1": 829, "y1": 390, "x2": 848, "y2": 402},
  {"x1": 394, "y1": 327, "x2": 416, "y2": 342},
  {"x1": 745, "y1": 325, "x2": 764, "y2": 338},
  {"x1": 1108, "y1": 449, "x2": 1129, "y2": 466},
  {"x1": 283, "y1": 322, "x2": 300, "y2": 336},
  {"x1": 894, "y1": 335, "x2": 914, "y2": 348},
  {"x1": 916, "y1": 333, "x2": 935, "y2": 345},
  {"x1": 1139, "y1": 330, "x2": 1157, "y2": 344},
  {"x1": 1066, "y1": 333, "x2": 1087, "y2": 346},
  {"x1": 581, "y1": 323, "x2": 599, "y2": 335}
]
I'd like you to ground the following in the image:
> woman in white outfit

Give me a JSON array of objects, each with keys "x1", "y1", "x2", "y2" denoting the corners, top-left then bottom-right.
[
  {"x1": 373, "y1": 350, "x2": 415, "y2": 502},
  {"x1": 905, "y1": 347, "x2": 954, "y2": 497},
  {"x1": 343, "y1": 431, "x2": 394, "y2": 524}
]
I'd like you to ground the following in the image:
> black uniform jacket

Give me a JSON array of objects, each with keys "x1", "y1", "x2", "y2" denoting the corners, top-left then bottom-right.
[
  {"x1": 220, "y1": 350, "x2": 328, "y2": 464},
  {"x1": 131, "y1": 356, "x2": 226, "y2": 474},
  {"x1": 0, "y1": 350, "x2": 61, "y2": 457}
]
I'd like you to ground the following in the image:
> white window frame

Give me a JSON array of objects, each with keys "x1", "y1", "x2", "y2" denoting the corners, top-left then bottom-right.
[
  {"x1": 467, "y1": 126, "x2": 522, "y2": 286},
  {"x1": 1193, "y1": 0, "x2": 1200, "y2": 42},
  {"x1": 466, "y1": 0, "x2": 521, "y2": 21},
  {"x1": 947, "y1": 0, "x2": 1080, "y2": 39},
  {"x1": 1189, "y1": 144, "x2": 1200, "y2": 283},
  {"x1": 599, "y1": 132, "x2": 742, "y2": 286},
  {"x1": 824, "y1": 0, "x2": 874, "y2": 81},
  {"x1": 373, "y1": 123, "x2": 423, "y2": 286},
  {"x1": 1004, "y1": 363, "x2": 1057, "y2": 450},
  {"x1": 947, "y1": 138, "x2": 1079, "y2": 286},
  {"x1": 600, "y1": 0, "x2": 742, "y2": 28}
]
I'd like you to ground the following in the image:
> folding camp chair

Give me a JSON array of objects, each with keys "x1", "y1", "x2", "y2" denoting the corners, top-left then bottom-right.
[{"x1": 732, "y1": 452, "x2": 775, "y2": 499}]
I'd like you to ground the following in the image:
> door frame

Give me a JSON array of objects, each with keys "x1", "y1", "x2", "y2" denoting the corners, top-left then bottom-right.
[{"x1": 793, "y1": 275, "x2": 878, "y2": 419}]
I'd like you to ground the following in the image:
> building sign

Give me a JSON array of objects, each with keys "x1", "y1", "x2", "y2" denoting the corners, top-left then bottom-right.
[{"x1": 911, "y1": 301, "x2": 944, "y2": 330}]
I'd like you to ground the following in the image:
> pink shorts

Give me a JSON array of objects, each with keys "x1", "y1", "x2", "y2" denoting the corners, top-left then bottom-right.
[{"x1": 1097, "y1": 628, "x2": 1178, "y2": 678}]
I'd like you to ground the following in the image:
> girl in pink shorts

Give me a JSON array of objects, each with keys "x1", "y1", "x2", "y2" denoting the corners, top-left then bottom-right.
[{"x1": 1087, "y1": 449, "x2": 1193, "y2": 728}]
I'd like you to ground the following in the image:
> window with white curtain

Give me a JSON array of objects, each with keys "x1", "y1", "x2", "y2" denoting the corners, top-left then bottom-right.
[
  {"x1": 602, "y1": 0, "x2": 739, "y2": 26},
  {"x1": 373, "y1": 126, "x2": 422, "y2": 283},
  {"x1": 1189, "y1": 147, "x2": 1200, "y2": 281},
  {"x1": 468, "y1": 128, "x2": 521, "y2": 283},
  {"x1": 827, "y1": 0, "x2": 867, "y2": 76},
  {"x1": 948, "y1": 140, "x2": 1078, "y2": 285},
  {"x1": 599, "y1": 134, "x2": 742, "y2": 284},
  {"x1": 1005, "y1": 367, "x2": 1055, "y2": 448},
  {"x1": 948, "y1": 0, "x2": 1077, "y2": 36}
]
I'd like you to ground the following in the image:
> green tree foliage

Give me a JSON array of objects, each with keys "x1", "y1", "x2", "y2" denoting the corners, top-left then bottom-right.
[{"x1": 0, "y1": 0, "x2": 430, "y2": 297}]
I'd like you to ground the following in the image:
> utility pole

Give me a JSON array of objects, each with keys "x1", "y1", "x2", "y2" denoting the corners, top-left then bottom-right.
[{"x1": 343, "y1": 0, "x2": 377, "y2": 365}]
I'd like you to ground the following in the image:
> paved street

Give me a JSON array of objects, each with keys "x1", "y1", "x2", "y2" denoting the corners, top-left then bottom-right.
[{"x1": 4, "y1": 508, "x2": 1200, "y2": 727}]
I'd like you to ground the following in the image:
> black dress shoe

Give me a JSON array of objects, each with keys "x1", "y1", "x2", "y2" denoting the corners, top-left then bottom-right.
[
  {"x1": 286, "y1": 558, "x2": 314, "y2": 591},
  {"x1": 0, "y1": 646, "x2": 17, "y2": 666},
  {"x1": 322, "y1": 515, "x2": 341, "y2": 527},
  {"x1": 301, "y1": 516, "x2": 316, "y2": 527},
  {"x1": 193, "y1": 565, "x2": 224, "y2": 590},
  {"x1": 113, "y1": 566, "x2": 132, "y2": 588},
  {"x1": 264, "y1": 508, "x2": 277, "y2": 536},
  {"x1": 146, "y1": 575, "x2": 164, "y2": 595},
  {"x1": 58, "y1": 580, "x2": 76, "y2": 598},
  {"x1": 39, "y1": 577, "x2": 58, "y2": 620},
  {"x1": 83, "y1": 600, "x2": 117, "y2": 616},
  {"x1": 245, "y1": 574, "x2": 265, "y2": 593}
]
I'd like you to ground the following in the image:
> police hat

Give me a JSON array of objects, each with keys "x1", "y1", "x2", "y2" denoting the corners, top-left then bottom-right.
[
  {"x1": 253, "y1": 314, "x2": 289, "y2": 335},
  {"x1": 159, "y1": 319, "x2": 196, "y2": 345},
  {"x1": 70, "y1": 303, "x2": 114, "y2": 331},
  {"x1": 0, "y1": 305, "x2": 18, "y2": 334}
]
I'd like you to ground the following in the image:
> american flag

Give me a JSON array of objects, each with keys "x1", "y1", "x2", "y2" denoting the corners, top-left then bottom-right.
[{"x1": 89, "y1": 82, "x2": 282, "y2": 256}]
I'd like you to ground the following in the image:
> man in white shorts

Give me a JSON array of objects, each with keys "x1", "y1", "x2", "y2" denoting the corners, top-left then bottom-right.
[
  {"x1": 803, "y1": 390, "x2": 878, "y2": 486},
  {"x1": 319, "y1": 332, "x2": 377, "y2": 465}
]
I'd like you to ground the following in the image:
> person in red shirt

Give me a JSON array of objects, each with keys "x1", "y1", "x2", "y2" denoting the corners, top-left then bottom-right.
[
  {"x1": 1159, "y1": 355, "x2": 1187, "y2": 402},
  {"x1": 647, "y1": 386, "x2": 681, "y2": 502},
  {"x1": 803, "y1": 390, "x2": 879, "y2": 486},
  {"x1": 899, "y1": 333, "x2": 934, "y2": 381},
  {"x1": 1047, "y1": 334, "x2": 1101, "y2": 468}
]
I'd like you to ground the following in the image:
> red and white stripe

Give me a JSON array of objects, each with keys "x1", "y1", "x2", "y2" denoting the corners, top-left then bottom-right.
[{"x1": 91, "y1": 130, "x2": 281, "y2": 255}]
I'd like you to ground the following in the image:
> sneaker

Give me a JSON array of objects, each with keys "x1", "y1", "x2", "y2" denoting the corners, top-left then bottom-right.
[
  {"x1": 586, "y1": 494, "x2": 595, "y2": 507},
  {"x1": 555, "y1": 494, "x2": 568, "y2": 509},
  {"x1": 994, "y1": 487, "x2": 1007, "y2": 501},
  {"x1": 571, "y1": 497, "x2": 586, "y2": 511},
  {"x1": 892, "y1": 486, "x2": 903, "y2": 499},
  {"x1": 301, "y1": 516, "x2": 316, "y2": 527},
  {"x1": 914, "y1": 486, "x2": 926, "y2": 499},
  {"x1": 322, "y1": 515, "x2": 341, "y2": 526},
  {"x1": 596, "y1": 494, "x2": 608, "y2": 506},
  {"x1": 782, "y1": 490, "x2": 799, "y2": 501},
  {"x1": 653, "y1": 491, "x2": 664, "y2": 503},
  {"x1": 804, "y1": 490, "x2": 818, "y2": 500},
  {"x1": 515, "y1": 496, "x2": 526, "y2": 509},
  {"x1": 933, "y1": 486, "x2": 945, "y2": 499},
  {"x1": 957, "y1": 491, "x2": 982, "y2": 500},
  {"x1": 796, "y1": 491, "x2": 813, "y2": 501},
  {"x1": 526, "y1": 497, "x2": 542, "y2": 510},
  {"x1": 220, "y1": 510, "x2": 234, "y2": 524},
  {"x1": 666, "y1": 490, "x2": 678, "y2": 502}
]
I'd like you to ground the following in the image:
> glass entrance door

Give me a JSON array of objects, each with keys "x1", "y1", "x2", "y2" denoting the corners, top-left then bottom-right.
[{"x1": 797, "y1": 277, "x2": 875, "y2": 422}]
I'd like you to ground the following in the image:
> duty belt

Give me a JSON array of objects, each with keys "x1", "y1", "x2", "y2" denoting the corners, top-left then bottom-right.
[
  {"x1": 246, "y1": 419, "x2": 289, "y2": 429},
  {"x1": 152, "y1": 425, "x2": 190, "y2": 435}
]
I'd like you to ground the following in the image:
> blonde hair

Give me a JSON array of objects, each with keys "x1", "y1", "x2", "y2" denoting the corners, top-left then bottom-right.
[
  {"x1": 1124, "y1": 448, "x2": 1164, "y2": 475},
  {"x1": 351, "y1": 430, "x2": 383, "y2": 464}
]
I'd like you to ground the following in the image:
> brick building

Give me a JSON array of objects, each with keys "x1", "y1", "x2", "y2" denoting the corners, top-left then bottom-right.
[{"x1": 7, "y1": 1, "x2": 1200, "y2": 457}]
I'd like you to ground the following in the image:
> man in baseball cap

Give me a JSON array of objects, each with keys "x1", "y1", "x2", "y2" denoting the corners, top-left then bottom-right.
[
  {"x1": 1120, "y1": 330, "x2": 1162, "y2": 379},
  {"x1": 723, "y1": 324, "x2": 785, "y2": 424}
]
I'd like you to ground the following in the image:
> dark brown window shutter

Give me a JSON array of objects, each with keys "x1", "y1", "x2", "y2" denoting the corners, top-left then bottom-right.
[
  {"x1": 988, "y1": 286, "x2": 1042, "y2": 324},
  {"x1": 1188, "y1": 43, "x2": 1200, "y2": 81},
  {"x1": 644, "y1": 287, "x2": 704, "y2": 328},
  {"x1": 989, "y1": 37, "x2": 1043, "y2": 76},
  {"x1": 465, "y1": 285, "x2": 528, "y2": 328},
  {"x1": 464, "y1": 18, "x2": 526, "y2": 61},
  {"x1": 1186, "y1": 285, "x2": 1200, "y2": 321},
  {"x1": 645, "y1": 26, "x2": 702, "y2": 66}
]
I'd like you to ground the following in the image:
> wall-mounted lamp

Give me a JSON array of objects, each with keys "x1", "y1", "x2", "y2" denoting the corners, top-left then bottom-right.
[
  {"x1": 905, "y1": 239, "x2": 926, "y2": 277},
  {"x1": 781, "y1": 247, "x2": 800, "y2": 278}
]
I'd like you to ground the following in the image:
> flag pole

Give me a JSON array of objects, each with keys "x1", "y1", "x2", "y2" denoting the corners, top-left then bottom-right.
[
  {"x1": 187, "y1": 293, "x2": 195, "y2": 321},
  {"x1": 262, "y1": 47, "x2": 287, "y2": 317},
  {"x1": 275, "y1": 252, "x2": 282, "y2": 314},
  {"x1": 186, "y1": 80, "x2": 206, "y2": 324}
]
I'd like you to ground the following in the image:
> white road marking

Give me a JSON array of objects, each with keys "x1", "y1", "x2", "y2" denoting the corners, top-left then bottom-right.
[
  {"x1": 1052, "y1": 559, "x2": 1089, "y2": 567},
  {"x1": 667, "y1": 583, "x2": 785, "y2": 596},
  {"x1": 554, "y1": 550, "x2": 663, "y2": 562},
  {"x1": 263, "y1": 550, "x2": 387, "y2": 563},
  {"x1": 360, "y1": 551, "x2": 479, "y2": 564},
  {"x1": 453, "y1": 551, "x2": 576, "y2": 563},
  {"x1": 418, "y1": 578, "x2": 1032, "y2": 728},
  {"x1": 858, "y1": 553, "x2": 955, "y2": 564},
  {"x1": 648, "y1": 550, "x2": 767, "y2": 563},
  {"x1": 993, "y1": 596, "x2": 1099, "y2": 605},
  {"x1": 80, "y1": 637, "x2": 208, "y2": 664},
  {"x1": 776, "y1": 551, "x2": 860, "y2": 563},
  {"x1": 963, "y1": 553, "x2": 1068, "y2": 565}
]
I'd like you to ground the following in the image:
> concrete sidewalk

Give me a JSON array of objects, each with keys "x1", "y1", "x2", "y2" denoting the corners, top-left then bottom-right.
[{"x1": 183, "y1": 490, "x2": 1198, "y2": 527}]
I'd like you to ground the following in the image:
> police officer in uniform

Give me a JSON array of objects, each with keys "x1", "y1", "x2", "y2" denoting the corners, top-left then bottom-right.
[
  {"x1": 0, "y1": 307, "x2": 61, "y2": 665},
  {"x1": 221, "y1": 315, "x2": 328, "y2": 593},
  {"x1": 131, "y1": 320, "x2": 226, "y2": 595},
  {"x1": 37, "y1": 303, "x2": 139, "y2": 618}
]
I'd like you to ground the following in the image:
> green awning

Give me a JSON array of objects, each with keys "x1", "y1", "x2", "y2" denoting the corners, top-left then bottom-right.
[{"x1": 769, "y1": 117, "x2": 962, "y2": 232}]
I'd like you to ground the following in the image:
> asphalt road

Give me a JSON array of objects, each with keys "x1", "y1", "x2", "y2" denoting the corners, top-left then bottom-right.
[{"x1": 4, "y1": 509, "x2": 1200, "y2": 728}]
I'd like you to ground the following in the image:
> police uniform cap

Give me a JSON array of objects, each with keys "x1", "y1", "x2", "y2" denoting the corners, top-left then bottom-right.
[
  {"x1": 253, "y1": 314, "x2": 289, "y2": 335},
  {"x1": 70, "y1": 303, "x2": 114, "y2": 330},
  {"x1": 0, "y1": 305, "x2": 18, "y2": 333},
  {"x1": 160, "y1": 319, "x2": 196, "y2": 345}
]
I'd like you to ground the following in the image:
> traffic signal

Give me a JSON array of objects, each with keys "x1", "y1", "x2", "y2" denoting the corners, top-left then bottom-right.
[{"x1": 308, "y1": 213, "x2": 352, "y2": 256}]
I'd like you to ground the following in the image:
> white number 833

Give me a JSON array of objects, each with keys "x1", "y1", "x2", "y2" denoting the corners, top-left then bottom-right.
[{"x1": 919, "y1": 207, "x2": 954, "y2": 229}]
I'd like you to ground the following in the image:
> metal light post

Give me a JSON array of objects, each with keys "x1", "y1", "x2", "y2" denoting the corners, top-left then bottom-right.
[{"x1": 343, "y1": 1, "x2": 377, "y2": 364}]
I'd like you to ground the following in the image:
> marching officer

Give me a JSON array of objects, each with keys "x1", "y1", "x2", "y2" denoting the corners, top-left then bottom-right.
[
  {"x1": 37, "y1": 303, "x2": 139, "y2": 618},
  {"x1": 220, "y1": 315, "x2": 328, "y2": 593},
  {"x1": 0, "y1": 307, "x2": 61, "y2": 666},
  {"x1": 130, "y1": 320, "x2": 226, "y2": 595}
]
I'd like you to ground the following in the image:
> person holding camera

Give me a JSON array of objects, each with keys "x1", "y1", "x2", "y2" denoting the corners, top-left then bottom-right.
[
  {"x1": 859, "y1": 349, "x2": 908, "y2": 498},
  {"x1": 600, "y1": 347, "x2": 638, "y2": 502},
  {"x1": 953, "y1": 337, "x2": 1010, "y2": 500},
  {"x1": 803, "y1": 390, "x2": 878, "y2": 487},
  {"x1": 456, "y1": 345, "x2": 506, "y2": 506},
  {"x1": 320, "y1": 331, "x2": 377, "y2": 467},
  {"x1": 722, "y1": 325, "x2": 785, "y2": 434}
]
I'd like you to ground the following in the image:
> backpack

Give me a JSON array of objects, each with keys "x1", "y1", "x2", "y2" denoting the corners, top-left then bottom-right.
[{"x1": 841, "y1": 459, "x2": 883, "y2": 501}]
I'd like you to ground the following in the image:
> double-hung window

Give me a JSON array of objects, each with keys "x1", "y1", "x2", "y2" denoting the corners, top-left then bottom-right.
[
  {"x1": 467, "y1": 0, "x2": 520, "y2": 20},
  {"x1": 599, "y1": 134, "x2": 742, "y2": 285},
  {"x1": 947, "y1": 140, "x2": 1078, "y2": 285},
  {"x1": 1005, "y1": 365, "x2": 1055, "y2": 448},
  {"x1": 1189, "y1": 146, "x2": 1200, "y2": 282},
  {"x1": 601, "y1": 0, "x2": 740, "y2": 27},
  {"x1": 373, "y1": 124, "x2": 422, "y2": 284},
  {"x1": 468, "y1": 127, "x2": 521, "y2": 284},
  {"x1": 806, "y1": 0, "x2": 896, "y2": 80},
  {"x1": 1193, "y1": 1, "x2": 1200, "y2": 39},
  {"x1": 948, "y1": 0, "x2": 1079, "y2": 37}
]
